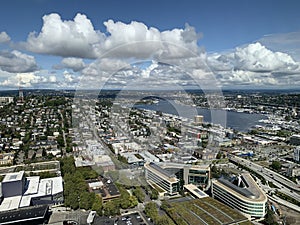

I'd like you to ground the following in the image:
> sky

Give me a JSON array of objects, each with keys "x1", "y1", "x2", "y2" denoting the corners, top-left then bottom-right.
[{"x1": 0, "y1": 0, "x2": 300, "y2": 90}]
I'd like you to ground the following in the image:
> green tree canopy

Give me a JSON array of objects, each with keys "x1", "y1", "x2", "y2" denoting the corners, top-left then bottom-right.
[{"x1": 271, "y1": 161, "x2": 282, "y2": 171}]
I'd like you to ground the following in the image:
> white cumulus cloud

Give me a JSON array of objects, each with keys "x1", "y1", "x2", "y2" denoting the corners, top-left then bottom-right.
[
  {"x1": 49, "y1": 75, "x2": 57, "y2": 83},
  {"x1": 0, "y1": 32, "x2": 10, "y2": 43},
  {"x1": 207, "y1": 42, "x2": 300, "y2": 87},
  {"x1": 232, "y1": 42, "x2": 298, "y2": 72},
  {"x1": 53, "y1": 57, "x2": 86, "y2": 72},
  {"x1": 24, "y1": 13, "x2": 103, "y2": 58},
  {"x1": 22, "y1": 13, "x2": 200, "y2": 60},
  {"x1": 1, "y1": 72, "x2": 41, "y2": 88},
  {"x1": 0, "y1": 50, "x2": 38, "y2": 73},
  {"x1": 101, "y1": 20, "x2": 199, "y2": 59}
]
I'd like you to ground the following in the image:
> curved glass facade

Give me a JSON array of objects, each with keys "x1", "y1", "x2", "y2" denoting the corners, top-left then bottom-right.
[{"x1": 213, "y1": 183, "x2": 266, "y2": 218}]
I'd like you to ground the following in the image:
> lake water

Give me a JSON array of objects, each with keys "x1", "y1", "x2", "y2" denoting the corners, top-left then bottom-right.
[{"x1": 135, "y1": 100, "x2": 267, "y2": 132}]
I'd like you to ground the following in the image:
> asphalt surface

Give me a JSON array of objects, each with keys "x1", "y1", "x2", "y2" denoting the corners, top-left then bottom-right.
[{"x1": 230, "y1": 155, "x2": 300, "y2": 203}]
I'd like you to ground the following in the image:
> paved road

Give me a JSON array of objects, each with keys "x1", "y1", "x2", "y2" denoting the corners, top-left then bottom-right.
[
  {"x1": 230, "y1": 155, "x2": 300, "y2": 202},
  {"x1": 58, "y1": 109, "x2": 67, "y2": 156},
  {"x1": 268, "y1": 195, "x2": 300, "y2": 213}
]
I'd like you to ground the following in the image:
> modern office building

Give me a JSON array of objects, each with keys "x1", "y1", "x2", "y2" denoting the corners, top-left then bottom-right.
[
  {"x1": 212, "y1": 173, "x2": 267, "y2": 218},
  {"x1": 0, "y1": 171, "x2": 63, "y2": 212},
  {"x1": 144, "y1": 162, "x2": 180, "y2": 195},
  {"x1": 160, "y1": 162, "x2": 210, "y2": 190}
]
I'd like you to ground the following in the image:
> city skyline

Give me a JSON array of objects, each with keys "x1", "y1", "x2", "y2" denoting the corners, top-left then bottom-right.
[{"x1": 0, "y1": 0, "x2": 300, "y2": 90}]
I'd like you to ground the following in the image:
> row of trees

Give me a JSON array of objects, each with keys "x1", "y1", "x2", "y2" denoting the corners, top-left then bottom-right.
[
  {"x1": 145, "y1": 202, "x2": 175, "y2": 225},
  {"x1": 60, "y1": 157, "x2": 102, "y2": 215}
]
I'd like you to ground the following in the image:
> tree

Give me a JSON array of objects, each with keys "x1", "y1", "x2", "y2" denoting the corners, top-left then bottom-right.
[
  {"x1": 264, "y1": 207, "x2": 278, "y2": 225},
  {"x1": 156, "y1": 215, "x2": 174, "y2": 225},
  {"x1": 216, "y1": 152, "x2": 222, "y2": 159},
  {"x1": 57, "y1": 135, "x2": 65, "y2": 147},
  {"x1": 128, "y1": 195, "x2": 138, "y2": 208},
  {"x1": 103, "y1": 200, "x2": 120, "y2": 216},
  {"x1": 132, "y1": 187, "x2": 145, "y2": 203},
  {"x1": 92, "y1": 195, "x2": 103, "y2": 216},
  {"x1": 145, "y1": 202, "x2": 158, "y2": 219},
  {"x1": 150, "y1": 189, "x2": 159, "y2": 200},
  {"x1": 79, "y1": 192, "x2": 95, "y2": 210},
  {"x1": 271, "y1": 161, "x2": 282, "y2": 171},
  {"x1": 65, "y1": 191, "x2": 79, "y2": 209},
  {"x1": 60, "y1": 156, "x2": 76, "y2": 176}
]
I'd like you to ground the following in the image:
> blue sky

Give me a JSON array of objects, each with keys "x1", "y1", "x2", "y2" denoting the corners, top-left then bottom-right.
[{"x1": 0, "y1": 0, "x2": 300, "y2": 89}]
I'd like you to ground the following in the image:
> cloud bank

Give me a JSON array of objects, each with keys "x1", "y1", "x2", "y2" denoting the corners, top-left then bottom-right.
[{"x1": 0, "y1": 12, "x2": 299, "y2": 89}]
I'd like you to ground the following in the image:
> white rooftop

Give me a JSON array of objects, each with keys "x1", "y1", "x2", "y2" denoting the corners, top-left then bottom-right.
[
  {"x1": 88, "y1": 181, "x2": 103, "y2": 189},
  {"x1": 0, "y1": 175, "x2": 63, "y2": 212},
  {"x1": 184, "y1": 184, "x2": 208, "y2": 199},
  {"x1": 35, "y1": 177, "x2": 63, "y2": 196},
  {"x1": 23, "y1": 176, "x2": 40, "y2": 195},
  {"x1": 0, "y1": 196, "x2": 22, "y2": 211},
  {"x1": 19, "y1": 195, "x2": 32, "y2": 208},
  {"x1": 2, "y1": 171, "x2": 24, "y2": 183}
]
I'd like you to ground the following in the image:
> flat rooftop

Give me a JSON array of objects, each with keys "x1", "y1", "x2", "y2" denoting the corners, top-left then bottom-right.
[
  {"x1": 184, "y1": 184, "x2": 208, "y2": 199},
  {"x1": 2, "y1": 171, "x2": 24, "y2": 183},
  {"x1": 35, "y1": 176, "x2": 63, "y2": 196},
  {"x1": 23, "y1": 176, "x2": 40, "y2": 195},
  {"x1": 88, "y1": 181, "x2": 103, "y2": 189},
  {"x1": 0, "y1": 175, "x2": 63, "y2": 212},
  {"x1": 0, "y1": 205, "x2": 48, "y2": 225},
  {"x1": 0, "y1": 196, "x2": 22, "y2": 212},
  {"x1": 147, "y1": 162, "x2": 178, "y2": 181},
  {"x1": 159, "y1": 162, "x2": 210, "y2": 170}
]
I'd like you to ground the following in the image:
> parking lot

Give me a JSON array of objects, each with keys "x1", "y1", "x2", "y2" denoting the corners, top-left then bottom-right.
[{"x1": 116, "y1": 212, "x2": 146, "y2": 225}]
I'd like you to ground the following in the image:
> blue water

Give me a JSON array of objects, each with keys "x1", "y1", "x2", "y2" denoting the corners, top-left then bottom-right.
[{"x1": 135, "y1": 100, "x2": 266, "y2": 132}]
